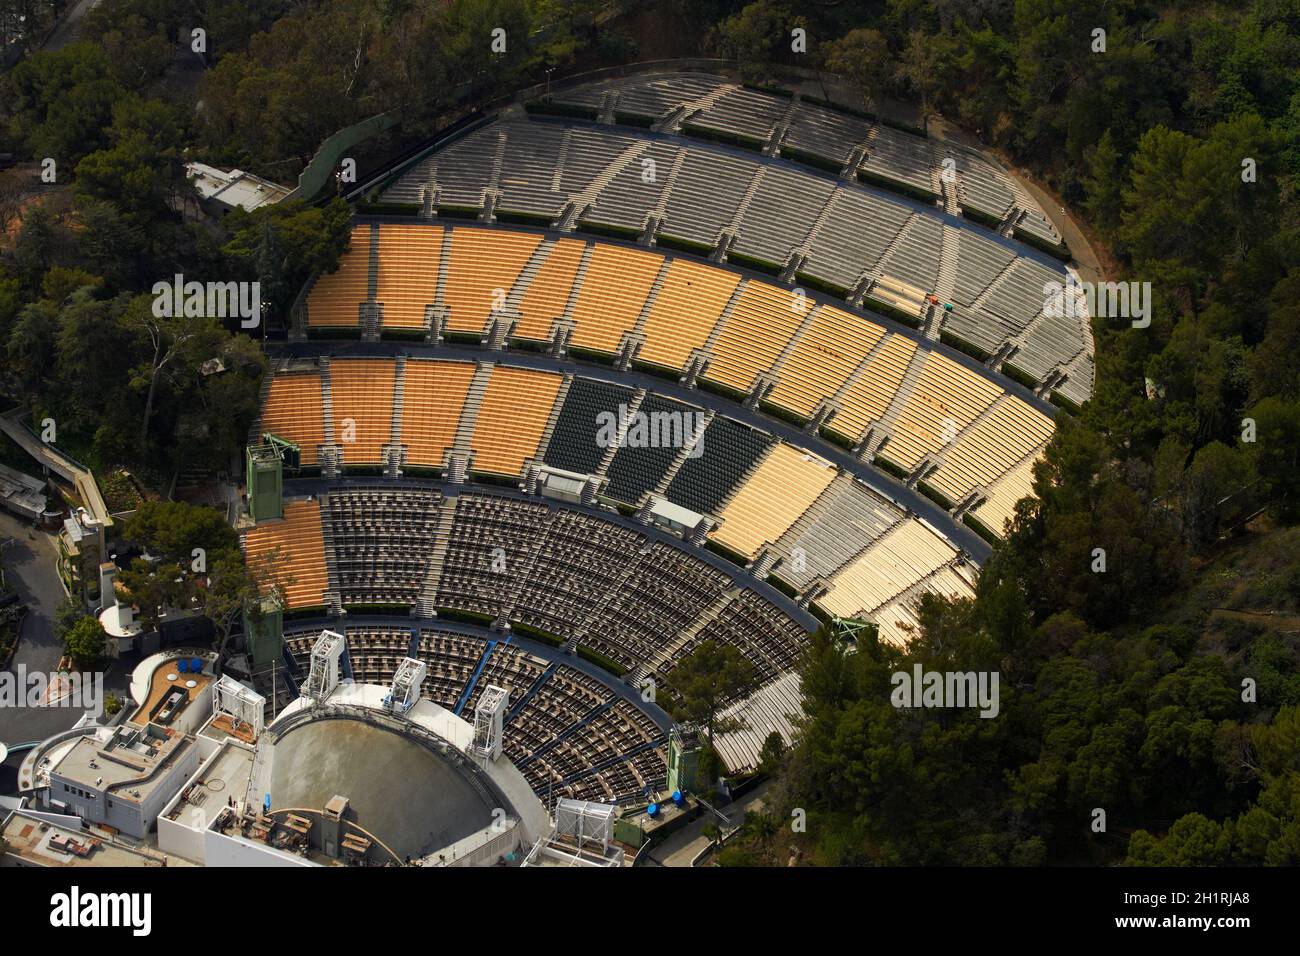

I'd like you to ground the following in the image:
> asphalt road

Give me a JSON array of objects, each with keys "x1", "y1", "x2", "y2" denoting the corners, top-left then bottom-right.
[
  {"x1": 42, "y1": 0, "x2": 100, "y2": 52},
  {"x1": 0, "y1": 511, "x2": 118, "y2": 757}
]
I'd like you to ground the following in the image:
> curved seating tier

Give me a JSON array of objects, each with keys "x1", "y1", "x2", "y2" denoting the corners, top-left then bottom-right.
[
  {"x1": 293, "y1": 226, "x2": 1058, "y2": 516},
  {"x1": 254, "y1": 355, "x2": 985, "y2": 640},
  {"x1": 369, "y1": 111, "x2": 1089, "y2": 400}
]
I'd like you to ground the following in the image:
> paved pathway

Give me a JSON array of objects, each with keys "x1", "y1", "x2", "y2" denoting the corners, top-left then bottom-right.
[
  {"x1": 645, "y1": 778, "x2": 773, "y2": 867},
  {"x1": 0, "y1": 511, "x2": 80, "y2": 748},
  {"x1": 42, "y1": 0, "x2": 100, "y2": 52}
]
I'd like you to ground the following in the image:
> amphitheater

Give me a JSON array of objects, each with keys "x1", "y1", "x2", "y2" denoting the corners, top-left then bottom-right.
[{"x1": 243, "y1": 70, "x2": 1091, "y2": 807}]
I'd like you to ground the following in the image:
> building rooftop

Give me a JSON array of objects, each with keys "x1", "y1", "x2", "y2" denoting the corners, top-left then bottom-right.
[
  {"x1": 164, "y1": 741, "x2": 255, "y2": 829},
  {"x1": 0, "y1": 463, "x2": 47, "y2": 519},
  {"x1": 50, "y1": 724, "x2": 192, "y2": 805},
  {"x1": 131, "y1": 658, "x2": 212, "y2": 725},
  {"x1": 186, "y1": 162, "x2": 291, "y2": 212},
  {"x1": 1, "y1": 811, "x2": 166, "y2": 867}
]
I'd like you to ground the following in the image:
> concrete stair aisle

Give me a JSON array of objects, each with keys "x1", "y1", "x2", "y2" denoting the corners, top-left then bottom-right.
[
  {"x1": 721, "y1": 166, "x2": 767, "y2": 250},
  {"x1": 708, "y1": 439, "x2": 778, "y2": 518},
  {"x1": 629, "y1": 258, "x2": 673, "y2": 338},
  {"x1": 870, "y1": 212, "x2": 921, "y2": 283},
  {"x1": 561, "y1": 140, "x2": 653, "y2": 231},
  {"x1": 970, "y1": 257, "x2": 1018, "y2": 313},
  {"x1": 598, "y1": 89, "x2": 618, "y2": 124},
  {"x1": 822, "y1": 332, "x2": 895, "y2": 441},
  {"x1": 866, "y1": 349, "x2": 929, "y2": 461},
  {"x1": 318, "y1": 357, "x2": 342, "y2": 477},
  {"x1": 452, "y1": 362, "x2": 495, "y2": 456},
  {"x1": 549, "y1": 244, "x2": 594, "y2": 355},
  {"x1": 653, "y1": 82, "x2": 734, "y2": 134},
  {"x1": 415, "y1": 497, "x2": 459, "y2": 617},
  {"x1": 644, "y1": 587, "x2": 741, "y2": 675},
  {"x1": 384, "y1": 356, "x2": 408, "y2": 478},
  {"x1": 491, "y1": 239, "x2": 558, "y2": 349},
  {"x1": 766, "y1": 303, "x2": 823, "y2": 387},
  {"x1": 653, "y1": 409, "x2": 714, "y2": 496},
  {"x1": 532, "y1": 373, "x2": 574, "y2": 463},
  {"x1": 645, "y1": 148, "x2": 687, "y2": 241},
  {"x1": 317, "y1": 490, "x2": 344, "y2": 616},
  {"x1": 423, "y1": 226, "x2": 453, "y2": 343},
  {"x1": 593, "y1": 388, "x2": 647, "y2": 480},
  {"x1": 764, "y1": 96, "x2": 800, "y2": 156}
]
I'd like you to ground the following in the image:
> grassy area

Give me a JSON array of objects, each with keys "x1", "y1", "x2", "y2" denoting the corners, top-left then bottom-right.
[{"x1": 98, "y1": 469, "x2": 149, "y2": 513}]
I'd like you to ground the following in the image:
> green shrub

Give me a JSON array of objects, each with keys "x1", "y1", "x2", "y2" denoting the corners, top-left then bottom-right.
[
  {"x1": 1000, "y1": 362, "x2": 1040, "y2": 390},
  {"x1": 496, "y1": 209, "x2": 555, "y2": 226},
  {"x1": 940, "y1": 331, "x2": 993, "y2": 362},
  {"x1": 577, "y1": 220, "x2": 640, "y2": 241},
  {"x1": 794, "y1": 271, "x2": 849, "y2": 298},
  {"x1": 961, "y1": 206, "x2": 1004, "y2": 230},
  {"x1": 725, "y1": 250, "x2": 783, "y2": 276},
  {"x1": 1013, "y1": 227, "x2": 1072, "y2": 261},
  {"x1": 778, "y1": 146, "x2": 843, "y2": 174},
  {"x1": 857, "y1": 168, "x2": 939, "y2": 204},
  {"x1": 962, "y1": 512, "x2": 1000, "y2": 545},
  {"x1": 655, "y1": 233, "x2": 715, "y2": 256},
  {"x1": 524, "y1": 99, "x2": 598, "y2": 120}
]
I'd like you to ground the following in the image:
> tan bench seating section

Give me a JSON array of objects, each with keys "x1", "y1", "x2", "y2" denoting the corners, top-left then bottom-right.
[
  {"x1": 638, "y1": 259, "x2": 739, "y2": 370},
  {"x1": 401, "y1": 358, "x2": 477, "y2": 467},
  {"x1": 569, "y1": 244, "x2": 662, "y2": 353},
  {"x1": 767, "y1": 304, "x2": 885, "y2": 417},
  {"x1": 514, "y1": 239, "x2": 585, "y2": 341},
  {"x1": 711, "y1": 444, "x2": 835, "y2": 558},
  {"x1": 443, "y1": 229, "x2": 541, "y2": 332},
  {"x1": 261, "y1": 373, "x2": 325, "y2": 465},
  {"x1": 705, "y1": 280, "x2": 807, "y2": 392},
  {"x1": 243, "y1": 499, "x2": 328, "y2": 610},
  {"x1": 306, "y1": 224, "x2": 371, "y2": 327},
  {"x1": 330, "y1": 358, "x2": 397, "y2": 464},
  {"x1": 375, "y1": 224, "x2": 443, "y2": 329},
  {"x1": 470, "y1": 366, "x2": 563, "y2": 475}
]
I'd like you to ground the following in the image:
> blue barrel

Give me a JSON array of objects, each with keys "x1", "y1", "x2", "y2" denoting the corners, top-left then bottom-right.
[
  {"x1": 647, "y1": 802, "x2": 659, "y2": 817},
  {"x1": 177, "y1": 658, "x2": 188, "y2": 673},
  {"x1": 192, "y1": 657, "x2": 202, "y2": 673},
  {"x1": 672, "y1": 790, "x2": 684, "y2": 805}
]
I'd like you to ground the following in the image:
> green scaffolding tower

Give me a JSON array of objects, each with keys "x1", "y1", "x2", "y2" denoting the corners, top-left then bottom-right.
[
  {"x1": 667, "y1": 725, "x2": 702, "y2": 794},
  {"x1": 246, "y1": 433, "x2": 299, "y2": 523},
  {"x1": 243, "y1": 596, "x2": 284, "y2": 669}
]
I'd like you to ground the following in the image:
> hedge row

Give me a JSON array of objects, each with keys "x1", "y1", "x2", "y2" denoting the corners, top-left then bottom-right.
[{"x1": 857, "y1": 168, "x2": 941, "y2": 204}]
